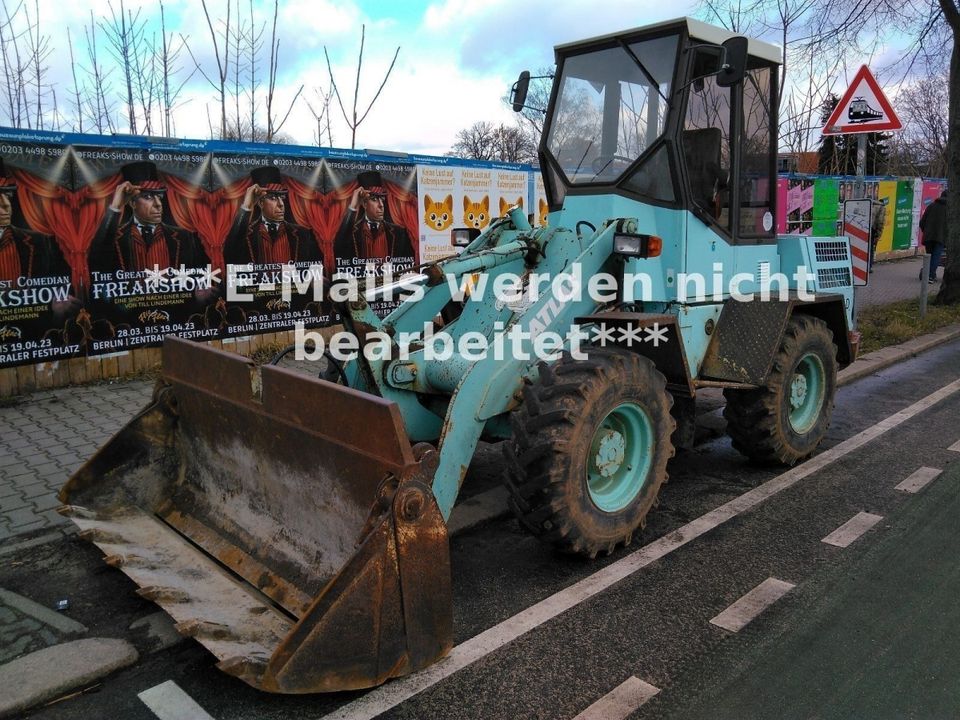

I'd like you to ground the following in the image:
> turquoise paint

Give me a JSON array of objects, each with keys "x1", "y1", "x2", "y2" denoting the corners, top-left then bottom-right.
[
  {"x1": 789, "y1": 352, "x2": 826, "y2": 433},
  {"x1": 587, "y1": 402, "x2": 655, "y2": 512}
]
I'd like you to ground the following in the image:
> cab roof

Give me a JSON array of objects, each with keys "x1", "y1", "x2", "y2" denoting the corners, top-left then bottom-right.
[{"x1": 554, "y1": 17, "x2": 782, "y2": 65}]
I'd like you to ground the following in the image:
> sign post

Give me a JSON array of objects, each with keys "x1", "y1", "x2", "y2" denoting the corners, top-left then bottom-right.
[{"x1": 823, "y1": 65, "x2": 903, "y2": 331}]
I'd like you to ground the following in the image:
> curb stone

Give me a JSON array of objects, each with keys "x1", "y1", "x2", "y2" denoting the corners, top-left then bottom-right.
[{"x1": 0, "y1": 638, "x2": 138, "y2": 718}]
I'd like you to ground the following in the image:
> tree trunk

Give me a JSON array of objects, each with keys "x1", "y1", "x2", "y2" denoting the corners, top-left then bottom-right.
[{"x1": 935, "y1": 1, "x2": 960, "y2": 304}]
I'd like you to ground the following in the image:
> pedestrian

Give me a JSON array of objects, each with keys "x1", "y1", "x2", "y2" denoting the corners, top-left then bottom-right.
[{"x1": 919, "y1": 190, "x2": 947, "y2": 284}]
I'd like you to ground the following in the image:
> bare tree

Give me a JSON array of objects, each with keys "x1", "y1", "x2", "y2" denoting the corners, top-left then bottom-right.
[
  {"x1": 263, "y1": 0, "x2": 302, "y2": 143},
  {"x1": 245, "y1": 0, "x2": 262, "y2": 138},
  {"x1": 888, "y1": 73, "x2": 948, "y2": 176},
  {"x1": 100, "y1": 0, "x2": 149, "y2": 134},
  {"x1": 448, "y1": 121, "x2": 537, "y2": 163},
  {"x1": 325, "y1": 24, "x2": 399, "y2": 149},
  {"x1": 156, "y1": 0, "x2": 194, "y2": 137},
  {"x1": 0, "y1": 0, "x2": 28, "y2": 126},
  {"x1": 82, "y1": 10, "x2": 115, "y2": 133},
  {"x1": 305, "y1": 86, "x2": 334, "y2": 147},
  {"x1": 187, "y1": 0, "x2": 232, "y2": 139},
  {"x1": 23, "y1": 0, "x2": 51, "y2": 129}
]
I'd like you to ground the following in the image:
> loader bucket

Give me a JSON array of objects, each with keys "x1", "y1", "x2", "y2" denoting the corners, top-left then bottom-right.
[{"x1": 58, "y1": 337, "x2": 452, "y2": 693}]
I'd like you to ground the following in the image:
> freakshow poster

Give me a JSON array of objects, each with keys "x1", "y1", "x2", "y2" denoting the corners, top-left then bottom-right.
[{"x1": 0, "y1": 132, "x2": 427, "y2": 369}]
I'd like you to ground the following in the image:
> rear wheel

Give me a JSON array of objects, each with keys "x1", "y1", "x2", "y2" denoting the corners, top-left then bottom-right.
[
  {"x1": 504, "y1": 348, "x2": 675, "y2": 558},
  {"x1": 724, "y1": 315, "x2": 837, "y2": 465}
]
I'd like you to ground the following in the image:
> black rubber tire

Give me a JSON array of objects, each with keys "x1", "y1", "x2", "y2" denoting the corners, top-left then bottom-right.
[
  {"x1": 723, "y1": 314, "x2": 838, "y2": 465},
  {"x1": 503, "y1": 348, "x2": 675, "y2": 558}
]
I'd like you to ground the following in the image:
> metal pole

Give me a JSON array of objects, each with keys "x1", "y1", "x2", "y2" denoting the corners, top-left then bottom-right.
[
  {"x1": 854, "y1": 133, "x2": 867, "y2": 199},
  {"x1": 920, "y1": 254, "x2": 931, "y2": 319},
  {"x1": 851, "y1": 132, "x2": 868, "y2": 331}
]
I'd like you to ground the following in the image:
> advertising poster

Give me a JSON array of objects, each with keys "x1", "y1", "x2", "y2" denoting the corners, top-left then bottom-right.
[
  {"x1": 775, "y1": 177, "x2": 788, "y2": 233},
  {"x1": 212, "y1": 150, "x2": 330, "y2": 337},
  {"x1": 494, "y1": 168, "x2": 528, "y2": 222},
  {"x1": 327, "y1": 159, "x2": 419, "y2": 317},
  {"x1": 417, "y1": 165, "x2": 457, "y2": 263},
  {"x1": 0, "y1": 142, "x2": 83, "y2": 368},
  {"x1": 534, "y1": 172, "x2": 548, "y2": 227},
  {"x1": 875, "y1": 180, "x2": 898, "y2": 252},
  {"x1": 83, "y1": 148, "x2": 223, "y2": 353},
  {"x1": 460, "y1": 167, "x2": 495, "y2": 236},
  {"x1": 784, "y1": 177, "x2": 814, "y2": 235},
  {"x1": 812, "y1": 177, "x2": 839, "y2": 236},
  {"x1": 890, "y1": 180, "x2": 914, "y2": 251}
]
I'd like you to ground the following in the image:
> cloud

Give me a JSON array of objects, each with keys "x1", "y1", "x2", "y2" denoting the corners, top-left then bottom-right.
[{"x1": 423, "y1": 0, "x2": 700, "y2": 74}]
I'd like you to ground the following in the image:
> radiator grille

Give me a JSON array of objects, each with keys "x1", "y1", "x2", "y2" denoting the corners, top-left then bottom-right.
[
  {"x1": 814, "y1": 240, "x2": 849, "y2": 263},
  {"x1": 817, "y1": 266, "x2": 852, "y2": 289}
]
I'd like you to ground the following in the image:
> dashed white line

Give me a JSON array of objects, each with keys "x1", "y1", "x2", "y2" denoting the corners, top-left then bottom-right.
[
  {"x1": 710, "y1": 577, "x2": 795, "y2": 632},
  {"x1": 572, "y1": 676, "x2": 661, "y2": 720},
  {"x1": 895, "y1": 466, "x2": 942, "y2": 493},
  {"x1": 318, "y1": 379, "x2": 960, "y2": 720},
  {"x1": 821, "y1": 511, "x2": 884, "y2": 547},
  {"x1": 948, "y1": 439, "x2": 960, "y2": 453},
  {"x1": 138, "y1": 680, "x2": 216, "y2": 720}
]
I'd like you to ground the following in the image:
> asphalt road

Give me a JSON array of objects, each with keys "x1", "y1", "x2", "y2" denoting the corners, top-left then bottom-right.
[{"x1": 15, "y1": 337, "x2": 960, "y2": 720}]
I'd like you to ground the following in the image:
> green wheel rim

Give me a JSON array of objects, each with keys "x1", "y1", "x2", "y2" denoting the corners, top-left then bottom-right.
[
  {"x1": 789, "y1": 352, "x2": 826, "y2": 434},
  {"x1": 586, "y1": 402, "x2": 654, "y2": 512}
]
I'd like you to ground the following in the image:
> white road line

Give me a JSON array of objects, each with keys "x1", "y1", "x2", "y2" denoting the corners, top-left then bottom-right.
[
  {"x1": 710, "y1": 577, "x2": 795, "y2": 633},
  {"x1": 821, "y1": 511, "x2": 884, "y2": 548},
  {"x1": 138, "y1": 680, "x2": 216, "y2": 720},
  {"x1": 319, "y1": 379, "x2": 960, "y2": 720},
  {"x1": 948, "y1": 439, "x2": 960, "y2": 452},
  {"x1": 895, "y1": 466, "x2": 942, "y2": 493},
  {"x1": 572, "y1": 676, "x2": 661, "y2": 720}
]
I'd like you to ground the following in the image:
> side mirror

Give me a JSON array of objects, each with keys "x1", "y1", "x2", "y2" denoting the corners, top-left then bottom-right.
[
  {"x1": 511, "y1": 70, "x2": 531, "y2": 112},
  {"x1": 716, "y1": 37, "x2": 748, "y2": 87}
]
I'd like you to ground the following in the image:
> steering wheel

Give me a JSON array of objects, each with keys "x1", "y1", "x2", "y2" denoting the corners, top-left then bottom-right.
[{"x1": 590, "y1": 154, "x2": 634, "y2": 176}]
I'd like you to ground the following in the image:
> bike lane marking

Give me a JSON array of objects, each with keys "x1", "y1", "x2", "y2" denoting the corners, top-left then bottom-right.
[
  {"x1": 822, "y1": 511, "x2": 884, "y2": 548},
  {"x1": 710, "y1": 578, "x2": 796, "y2": 633},
  {"x1": 572, "y1": 676, "x2": 661, "y2": 720},
  {"x1": 138, "y1": 680, "x2": 216, "y2": 720},
  {"x1": 319, "y1": 379, "x2": 960, "y2": 720},
  {"x1": 895, "y1": 467, "x2": 942, "y2": 494}
]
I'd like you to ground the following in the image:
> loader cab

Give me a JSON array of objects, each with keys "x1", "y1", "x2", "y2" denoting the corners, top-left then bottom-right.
[{"x1": 531, "y1": 17, "x2": 780, "y2": 244}]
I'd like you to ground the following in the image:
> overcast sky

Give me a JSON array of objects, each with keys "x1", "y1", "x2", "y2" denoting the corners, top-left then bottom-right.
[{"x1": 34, "y1": 0, "x2": 719, "y2": 154}]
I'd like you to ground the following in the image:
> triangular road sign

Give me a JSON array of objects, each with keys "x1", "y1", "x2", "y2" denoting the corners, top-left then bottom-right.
[{"x1": 822, "y1": 65, "x2": 902, "y2": 135}]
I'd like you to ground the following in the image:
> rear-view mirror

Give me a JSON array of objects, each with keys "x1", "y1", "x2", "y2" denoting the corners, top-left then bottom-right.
[
  {"x1": 717, "y1": 36, "x2": 748, "y2": 87},
  {"x1": 511, "y1": 70, "x2": 531, "y2": 112}
]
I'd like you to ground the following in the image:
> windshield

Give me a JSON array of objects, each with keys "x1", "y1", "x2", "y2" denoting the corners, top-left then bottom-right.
[{"x1": 545, "y1": 33, "x2": 678, "y2": 185}]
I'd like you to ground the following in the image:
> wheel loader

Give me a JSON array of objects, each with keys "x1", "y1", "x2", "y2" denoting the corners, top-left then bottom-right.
[{"x1": 59, "y1": 17, "x2": 856, "y2": 694}]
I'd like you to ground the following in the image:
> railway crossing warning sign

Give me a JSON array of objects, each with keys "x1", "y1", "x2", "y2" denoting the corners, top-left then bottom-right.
[{"x1": 822, "y1": 66, "x2": 902, "y2": 135}]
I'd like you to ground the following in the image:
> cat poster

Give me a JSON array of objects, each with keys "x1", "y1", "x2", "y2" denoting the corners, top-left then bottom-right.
[
  {"x1": 495, "y1": 169, "x2": 527, "y2": 222},
  {"x1": 417, "y1": 165, "x2": 458, "y2": 263},
  {"x1": 533, "y1": 172, "x2": 548, "y2": 226}
]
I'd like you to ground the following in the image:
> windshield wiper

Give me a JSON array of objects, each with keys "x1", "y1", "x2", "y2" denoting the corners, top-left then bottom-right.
[{"x1": 618, "y1": 39, "x2": 670, "y2": 104}]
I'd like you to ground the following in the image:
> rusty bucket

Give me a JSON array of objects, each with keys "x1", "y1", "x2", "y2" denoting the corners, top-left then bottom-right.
[{"x1": 59, "y1": 337, "x2": 452, "y2": 693}]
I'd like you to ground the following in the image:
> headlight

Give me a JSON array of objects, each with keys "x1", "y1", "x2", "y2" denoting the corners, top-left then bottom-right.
[
  {"x1": 613, "y1": 233, "x2": 662, "y2": 258},
  {"x1": 451, "y1": 228, "x2": 480, "y2": 247}
]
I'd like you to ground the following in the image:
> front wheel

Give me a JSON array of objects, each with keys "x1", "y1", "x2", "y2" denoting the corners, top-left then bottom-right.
[
  {"x1": 724, "y1": 315, "x2": 838, "y2": 465},
  {"x1": 504, "y1": 349, "x2": 675, "y2": 558}
]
